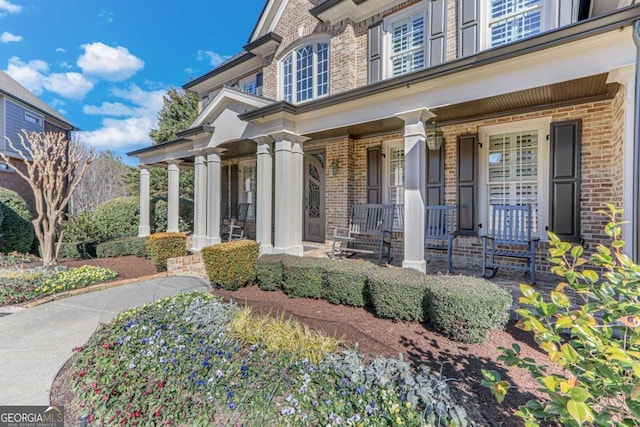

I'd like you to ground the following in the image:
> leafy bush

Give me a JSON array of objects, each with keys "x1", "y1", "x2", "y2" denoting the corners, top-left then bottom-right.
[
  {"x1": 202, "y1": 240, "x2": 259, "y2": 290},
  {"x1": 255, "y1": 254, "x2": 290, "y2": 291},
  {"x1": 96, "y1": 237, "x2": 148, "y2": 258},
  {"x1": 367, "y1": 267, "x2": 429, "y2": 322},
  {"x1": 0, "y1": 187, "x2": 34, "y2": 253},
  {"x1": 483, "y1": 205, "x2": 640, "y2": 426},
  {"x1": 92, "y1": 196, "x2": 139, "y2": 240},
  {"x1": 152, "y1": 198, "x2": 194, "y2": 233},
  {"x1": 146, "y1": 232, "x2": 186, "y2": 272},
  {"x1": 0, "y1": 203, "x2": 4, "y2": 228},
  {"x1": 282, "y1": 256, "x2": 333, "y2": 298},
  {"x1": 323, "y1": 260, "x2": 373, "y2": 307},
  {"x1": 61, "y1": 212, "x2": 100, "y2": 258},
  {"x1": 425, "y1": 276, "x2": 511, "y2": 343}
]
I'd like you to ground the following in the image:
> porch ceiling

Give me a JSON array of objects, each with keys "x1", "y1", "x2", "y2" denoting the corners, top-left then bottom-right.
[
  {"x1": 218, "y1": 139, "x2": 257, "y2": 159},
  {"x1": 302, "y1": 74, "x2": 618, "y2": 140}
]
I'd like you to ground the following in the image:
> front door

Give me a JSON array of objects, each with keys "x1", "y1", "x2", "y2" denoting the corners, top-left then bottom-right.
[{"x1": 304, "y1": 153, "x2": 325, "y2": 242}]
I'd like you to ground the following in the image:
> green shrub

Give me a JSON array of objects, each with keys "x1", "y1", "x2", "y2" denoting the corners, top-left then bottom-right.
[
  {"x1": 0, "y1": 187, "x2": 34, "y2": 253},
  {"x1": 58, "y1": 242, "x2": 97, "y2": 259},
  {"x1": 282, "y1": 257, "x2": 333, "y2": 299},
  {"x1": 146, "y1": 232, "x2": 186, "y2": 272},
  {"x1": 367, "y1": 267, "x2": 428, "y2": 322},
  {"x1": 425, "y1": 275, "x2": 511, "y2": 343},
  {"x1": 323, "y1": 260, "x2": 374, "y2": 307},
  {"x1": 61, "y1": 212, "x2": 100, "y2": 258},
  {"x1": 255, "y1": 254, "x2": 290, "y2": 291},
  {"x1": 93, "y1": 197, "x2": 139, "y2": 240},
  {"x1": 202, "y1": 240, "x2": 259, "y2": 290},
  {"x1": 96, "y1": 237, "x2": 148, "y2": 258},
  {"x1": 152, "y1": 198, "x2": 194, "y2": 233},
  {"x1": 0, "y1": 203, "x2": 4, "y2": 228},
  {"x1": 483, "y1": 205, "x2": 640, "y2": 426}
]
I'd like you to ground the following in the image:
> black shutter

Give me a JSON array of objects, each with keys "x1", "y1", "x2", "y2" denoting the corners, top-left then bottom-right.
[
  {"x1": 459, "y1": 0, "x2": 479, "y2": 57},
  {"x1": 230, "y1": 164, "x2": 239, "y2": 218},
  {"x1": 457, "y1": 135, "x2": 478, "y2": 236},
  {"x1": 426, "y1": 145, "x2": 444, "y2": 206},
  {"x1": 429, "y1": 0, "x2": 446, "y2": 66},
  {"x1": 221, "y1": 165, "x2": 229, "y2": 219},
  {"x1": 549, "y1": 120, "x2": 581, "y2": 242},
  {"x1": 366, "y1": 146, "x2": 382, "y2": 203},
  {"x1": 367, "y1": 22, "x2": 383, "y2": 84}
]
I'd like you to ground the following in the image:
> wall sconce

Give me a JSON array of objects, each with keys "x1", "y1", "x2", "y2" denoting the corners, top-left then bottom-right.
[
  {"x1": 425, "y1": 121, "x2": 444, "y2": 151},
  {"x1": 329, "y1": 159, "x2": 340, "y2": 177}
]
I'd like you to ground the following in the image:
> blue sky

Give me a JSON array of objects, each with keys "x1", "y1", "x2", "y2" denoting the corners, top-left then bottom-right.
[{"x1": 0, "y1": 0, "x2": 265, "y2": 164}]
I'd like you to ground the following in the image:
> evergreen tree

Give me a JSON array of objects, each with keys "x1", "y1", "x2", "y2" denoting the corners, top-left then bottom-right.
[{"x1": 149, "y1": 88, "x2": 199, "y2": 144}]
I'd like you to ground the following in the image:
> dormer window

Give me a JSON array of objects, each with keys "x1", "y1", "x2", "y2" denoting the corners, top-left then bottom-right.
[{"x1": 281, "y1": 40, "x2": 329, "y2": 103}]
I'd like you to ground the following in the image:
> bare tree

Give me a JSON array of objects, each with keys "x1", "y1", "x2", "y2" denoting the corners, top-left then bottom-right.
[
  {"x1": 71, "y1": 150, "x2": 127, "y2": 214},
  {"x1": 0, "y1": 131, "x2": 95, "y2": 266}
]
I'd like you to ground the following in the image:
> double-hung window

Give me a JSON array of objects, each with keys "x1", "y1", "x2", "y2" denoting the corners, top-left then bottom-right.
[
  {"x1": 281, "y1": 40, "x2": 329, "y2": 103},
  {"x1": 487, "y1": 0, "x2": 544, "y2": 47},
  {"x1": 386, "y1": 5, "x2": 426, "y2": 78},
  {"x1": 479, "y1": 118, "x2": 549, "y2": 238},
  {"x1": 382, "y1": 141, "x2": 405, "y2": 228},
  {"x1": 239, "y1": 161, "x2": 257, "y2": 220}
]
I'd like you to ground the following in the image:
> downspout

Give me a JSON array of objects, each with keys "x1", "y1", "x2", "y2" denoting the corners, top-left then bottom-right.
[{"x1": 633, "y1": 20, "x2": 640, "y2": 263}]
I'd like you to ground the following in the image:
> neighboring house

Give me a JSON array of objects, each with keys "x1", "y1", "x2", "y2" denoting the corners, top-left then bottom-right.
[
  {"x1": 129, "y1": 0, "x2": 640, "y2": 274},
  {"x1": 0, "y1": 71, "x2": 77, "y2": 212}
]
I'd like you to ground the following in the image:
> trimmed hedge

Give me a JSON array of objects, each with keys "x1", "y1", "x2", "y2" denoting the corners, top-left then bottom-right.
[
  {"x1": 146, "y1": 232, "x2": 186, "y2": 272},
  {"x1": 0, "y1": 187, "x2": 34, "y2": 253},
  {"x1": 323, "y1": 260, "x2": 374, "y2": 307},
  {"x1": 93, "y1": 197, "x2": 139, "y2": 240},
  {"x1": 255, "y1": 254, "x2": 290, "y2": 291},
  {"x1": 367, "y1": 267, "x2": 429, "y2": 322},
  {"x1": 425, "y1": 276, "x2": 512, "y2": 343},
  {"x1": 282, "y1": 257, "x2": 334, "y2": 299},
  {"x1": 96, "y1": 237, "x2": 148, "y2": 258},
  {"x1": 202, "y1": 240, "x2": 259, "y2": 290}
]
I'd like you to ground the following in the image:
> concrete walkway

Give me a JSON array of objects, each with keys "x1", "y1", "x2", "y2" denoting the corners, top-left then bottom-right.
[{"x1": 0, "y1": 276, "x2": 208, "y2": 405}]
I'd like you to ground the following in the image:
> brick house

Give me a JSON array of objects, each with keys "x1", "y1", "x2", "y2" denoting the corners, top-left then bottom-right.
[
  {"x1": 129, "y1": 0, "x2": 640, "y2": 275},
  {"x1": 0, "y1": 71, "x2": 77, "y2": 212}
]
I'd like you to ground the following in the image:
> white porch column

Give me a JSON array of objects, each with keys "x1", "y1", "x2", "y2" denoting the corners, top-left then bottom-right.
[
  {"x1": 138, "y1": 165, "x2": 151, "y2": 237},
  {"x1": 192, "y1": 152, "x2": 208, "y2": 250},
  {"x1": 395, "y1": 109, "x2": 433, "y2": 273},
  {"x1": 608, "y1": 66, "x2": 637, "y2": 259},
  {"x1": 205, "y1": 148, "x2": 223, "y2": 246},
  {"x1": 166, "y1": 160, "x2": 181, "y2": 233},
  {"x1": 254, "y1": 137, "x2": 274, "y2": 254},
  {"x1": 272, "y1": 131, "x2": 308, "y2": 256}
]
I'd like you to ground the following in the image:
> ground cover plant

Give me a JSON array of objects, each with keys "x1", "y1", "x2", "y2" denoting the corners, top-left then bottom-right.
[
  {"x1": 69, "y1": 291, "x2": 472, "y2": 426},
  {"x1": 0, "y1": 264, "x2": 117, "y2": 305}
]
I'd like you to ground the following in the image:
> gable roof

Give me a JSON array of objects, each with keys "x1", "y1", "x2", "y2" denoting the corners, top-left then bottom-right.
[
  {"x1": 0, "y1": 71, "x2": 76, "y2": 130},
  {"x1": 249, "y1": 0, "x2": 289, "y2": 42}
]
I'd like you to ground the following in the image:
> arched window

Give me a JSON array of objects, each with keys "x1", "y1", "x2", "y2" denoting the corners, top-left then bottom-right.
[{"x1": 281, "y1": 40, "x2": 329, "y2": 103}]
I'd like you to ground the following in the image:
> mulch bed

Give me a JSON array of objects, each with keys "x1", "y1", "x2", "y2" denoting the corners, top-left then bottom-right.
[{"x1": 50, "y1": 256, "x2": 552, "y2": 426}]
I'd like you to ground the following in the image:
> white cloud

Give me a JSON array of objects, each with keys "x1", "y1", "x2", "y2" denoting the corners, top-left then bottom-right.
[
  {"x1": 59, "y1": 61, "x2": 73, "y2": 69},
  {"x1": 77, "y1": 42, "x2": 144, "y2": 82},
  {"x1": 5, "y1": 56, "x2": 93, "y2": 99},
  {"x1": 79, "y1": 83, "x2": 166, "y2": 150},
  {"x1": 197, "y1": 50, "x2": 230, "y2": 67},
  {"x1": 0, "y1": 31, "x2": 22, "y2": 43},
  {"x1": 0, "y1": 0, "x2": 21, "y2": 14},
  {"x1": 98, "y1": 9, "x2": 114, "y2": 23},
  {"x1": 55, "y1": 47, "x2": 66, "y2": 53}
]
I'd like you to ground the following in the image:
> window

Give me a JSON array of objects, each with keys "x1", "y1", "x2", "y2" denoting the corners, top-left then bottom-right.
[
  {"x1": 243, "y1": 81, "x2": 257, "y2": 95},
  {"x1": 281, "y1": 40, "x2": 329, "y2": 103},
  {"x1": 487, "y1": 0, "x2": 544, "y2": 47},
  {"x1": 384, "y1": 4, "x2": 426, "y2": 78},
  {"x1": 382, "y1": 141, "x2": 405, "y2": 227},
  {"x1": 239, "y1": 161, "x2": 257, "y2": 220},
  {"x1": 24, "y1": 111, "x2": 42, "y2": 125},
  {"x1": 479, "y1": 118, "x2": 549, "y2": 238}
]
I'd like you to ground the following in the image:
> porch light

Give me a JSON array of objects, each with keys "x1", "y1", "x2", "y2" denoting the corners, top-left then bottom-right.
[
  {"x1": 329, "y1": 159, "x2": 340, "y2": 177},
  {"x1": 425, "y1": 121, "x2": 444, "y2": 151}
]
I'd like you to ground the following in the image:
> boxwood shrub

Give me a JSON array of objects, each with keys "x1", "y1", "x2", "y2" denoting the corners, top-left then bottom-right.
[
  {"x1": 255, "y1": 254, "x2": 290, "y2": 291},
  {"x1": 146, "y1": 232, "x2": 186, "y2": 272},
  {"x1": 96, "y1": 237, "x2": 148, "y2": 258},
  {"x1": 93, "y1": 196, "x2": 139, "y2": 240},
  {"x1": 202, "y1": 240, "x2": 259, "y2": 290},
  {"x1": 282, "y1": 256, "x2": 333, "y2": 299},
  {"x1": 323, "y1": 260, "x2": 374, "y2": 307},
  {"x1": 0, "y1": 187, "x2": 34, "y2": 253},
  {"x1": 425, "y1": 275, "x2": 512, "y2": 343},
  {"x1": 367, "y1": 267, "x2": 429, "y2": 322}
]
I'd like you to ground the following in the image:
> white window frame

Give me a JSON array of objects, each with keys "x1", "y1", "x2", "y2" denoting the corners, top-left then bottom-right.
[
  {"x1": 383, "y1": 2, "x2": 428, "y2": 79},
  {"x1": 238, "y1": 159, "x2": 257, "y2": 220},
  {"x1": 478, "y1": 117, "x2": 550, "y2": 240},
  {"x1": 24, "y1": 110, "x2": 43, "y2": 126},
  {"x1": 382, "y1": 140, "x2": 405, "y2": 228},
  {"x1": 481, "y1": 0, "x2": 564, "y2": 50},
  {"x1": 279, "y1": 37, "x2": 330, "y2": 104},
  {"x1": 239, "y1": 75, "x2": 258, "y2": 95}
]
